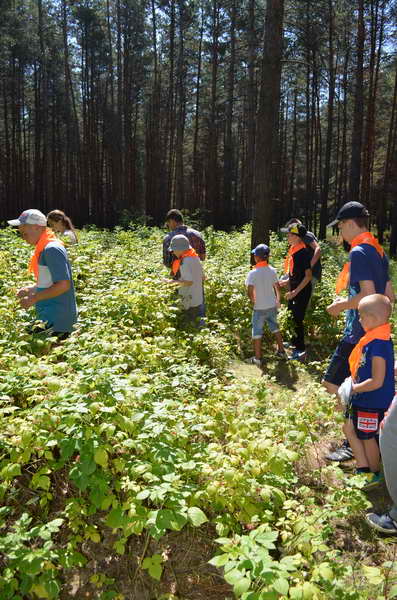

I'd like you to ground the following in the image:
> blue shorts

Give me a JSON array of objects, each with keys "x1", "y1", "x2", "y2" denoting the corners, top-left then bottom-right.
[
  {"x1": 345, "y1": 404, "x2": 385, "y2": 440},
  {"x1": 252, "y1": 307, "x2": 279, "y2": 339}
]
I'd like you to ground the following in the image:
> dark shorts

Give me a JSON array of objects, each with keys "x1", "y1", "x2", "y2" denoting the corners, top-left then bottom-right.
[
  {"x1": 345, "y1": 404, "x2": 385, "y2": 440},
  {"x1": 323, "y1": 340, "x2": 355, "y2": 387},
  {"x1": 185, "y1": 304, "x2": 205, "y2": 327}
]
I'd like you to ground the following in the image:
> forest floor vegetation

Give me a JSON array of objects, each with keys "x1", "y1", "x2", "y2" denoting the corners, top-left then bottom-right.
[{"x1": 0, "y1": 225, "x2": 396, "y2": 600}]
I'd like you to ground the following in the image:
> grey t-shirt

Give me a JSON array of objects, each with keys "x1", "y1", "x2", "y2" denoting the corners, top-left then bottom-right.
[{"x1": 178, "y1": 256, "x2": 204, "y2": 309}]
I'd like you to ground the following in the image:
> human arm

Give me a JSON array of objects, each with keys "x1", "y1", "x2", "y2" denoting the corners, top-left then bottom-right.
[
  {"x1": 309, "y1": 240, "x2": 321, "y2": 268},
  {"x1": 19, "y1": 281, "x2": 71, "y2": 308},
  {"x1": 273, "y1": 281, "x2": 281, "y2": 307},
  {"x1": 17, "y1": 285, "x2": 37, "y2": 298},
  {"x1": 167, "y1": 279, "x2": 193, "y2": 287},
  {"x1": 327, "y1": 279, "x2": 375, "y2": 317},
  {"x1": 163, "y1": 235, "x2": 173, "y2": 268},
  {"x1": 385, "y1": 280, "x2": 395, "y2": 305},
  {"x1": 278, "y1": 277, "x2": 289, "y2": 288},
  {"x1": 247, "y1": 284, "x2": 255, "y2": 305},
  {"x1": 352, "y1": 356, "x2": 386, "y2": 394},
  {"x1": 285, "y1": 268, "x2": 312, "y2": 300}
]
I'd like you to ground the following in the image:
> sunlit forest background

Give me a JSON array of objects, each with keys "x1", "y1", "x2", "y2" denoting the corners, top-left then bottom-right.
[{"x1": 0, "y1": 0, "x2": 396, "y2": 244}]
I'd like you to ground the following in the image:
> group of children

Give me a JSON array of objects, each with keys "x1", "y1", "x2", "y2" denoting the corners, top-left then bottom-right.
[{"x1": 167, "y1": 202, "x2": 396, "y2": 535}]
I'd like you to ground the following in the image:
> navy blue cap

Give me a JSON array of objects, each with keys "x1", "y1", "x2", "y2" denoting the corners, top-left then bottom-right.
[
  {"x1": 328, "y1": 201, "x2": 369, "y2": 227},
  {"x1": 251, "y1": 244, "x2": 270, "y2": 258}
]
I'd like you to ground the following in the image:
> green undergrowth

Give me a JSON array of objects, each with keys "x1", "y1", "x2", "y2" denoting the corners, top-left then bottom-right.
[{"x1": 0, "y1": 225, "x2": 396, "y2": 600}]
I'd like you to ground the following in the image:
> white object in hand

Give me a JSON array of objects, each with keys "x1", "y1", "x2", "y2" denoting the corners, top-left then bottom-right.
[{"x1": 338, "y1": 376, "x2": 353, "y2": 408}]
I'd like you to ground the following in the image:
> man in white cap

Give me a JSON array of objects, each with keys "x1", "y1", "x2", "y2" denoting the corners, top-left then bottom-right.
[{"x1": 8, "y1": 209, "x2": 77, "y2": 338}]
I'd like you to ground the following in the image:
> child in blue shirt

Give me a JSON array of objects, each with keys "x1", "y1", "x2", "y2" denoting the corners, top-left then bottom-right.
[{"x1": 342, "y1": 294, "x2": 395, "y2": 488}]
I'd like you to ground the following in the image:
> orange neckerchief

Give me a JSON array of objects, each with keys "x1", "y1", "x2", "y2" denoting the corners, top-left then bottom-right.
[
  {"x1": 28, "y1": 228, "x2": 61, "y2": 281},
  {"x1": 254, "y1": 260, "x2": 269, "y2": 269},
  {"x1": 284, "y1": 241, "x2": 306, "y2": 275},
  {"x1": 349, "y1": 323, "x2": 391, "y2": 380},
  {"x1": 335, "y1": 232, "x2": 384, "y2": 294},
  {"x1": 171, "y1": 248, "x2": 199, "y2": 276}
]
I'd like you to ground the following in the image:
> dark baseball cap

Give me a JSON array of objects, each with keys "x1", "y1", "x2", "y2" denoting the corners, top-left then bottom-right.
[
  {"x1": 251, "y1": 244, "x2": 270, "y2": 258},
  {"x1": 280, "y1": 223, "x2": 307, "y2": 238},
  {"x1": 327, "y1": 201, "x2": 369, "y2": 227}
]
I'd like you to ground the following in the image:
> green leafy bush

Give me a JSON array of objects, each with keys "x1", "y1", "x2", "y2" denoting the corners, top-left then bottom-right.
[{"x1": 0, "y1": 226, "x2": 395, "y2": 599}]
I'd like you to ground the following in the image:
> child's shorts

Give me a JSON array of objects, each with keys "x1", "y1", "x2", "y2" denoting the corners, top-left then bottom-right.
[
  {"x1": 345, "y1": 404, "x2": 385, "y2": 440},
  {"x1": 252, "y1": 307, "x2": 279, "y2": 339}
]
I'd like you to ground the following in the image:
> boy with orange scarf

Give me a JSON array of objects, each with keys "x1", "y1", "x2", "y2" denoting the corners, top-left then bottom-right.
[
  {"x1": 323, "y1": 201, "x2": 394, "y2": 463},
  {"x1": 340, "y1": 294, "x2": 394, "y2": 488},
  {"x1": 245, "y1": 244, "x2": 285, "y2": 366},
  {"x1": 8, "y1": 209, "x2": 77, "y2": 338},
  {"x1": 167, "y1": 234, "x2": 205, "y2": 326}
]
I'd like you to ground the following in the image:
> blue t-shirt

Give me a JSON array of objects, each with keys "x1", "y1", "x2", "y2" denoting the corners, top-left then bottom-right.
[
  {"x1": 343, "y1": 244, "x2": 390, "y2": 344},
  {"x1": 35, "y1": 242, "x2": 77, "y2": 333},
  {"x1": 352, "y1": 338, "x2": 395, "y2": 410}
]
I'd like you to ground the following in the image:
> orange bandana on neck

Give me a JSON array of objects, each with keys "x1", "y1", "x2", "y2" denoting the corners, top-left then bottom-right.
[
  {"x1": 254, "y1": 260, "x2": 269, "y2": 269},
  {"x1": 171, "y1": 248, "x2": 199, "y2": 276},
  {"x1": 284, "y1": 241, "x2": 306, "y2": 275},
  {"x1": 28, "y1": 228, "x2": 62, "y2": 281},
  {"x1": 335, "y1": 232, "x2": 384, "y2": 294},
  {"x1": 349, "y1": 323, "x2": 391, "y2": 380}
]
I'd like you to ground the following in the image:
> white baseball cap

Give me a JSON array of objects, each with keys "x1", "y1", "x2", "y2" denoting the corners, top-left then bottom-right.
[{"x1": 8, "y1": 209, "x2": 47, "y2": 227}]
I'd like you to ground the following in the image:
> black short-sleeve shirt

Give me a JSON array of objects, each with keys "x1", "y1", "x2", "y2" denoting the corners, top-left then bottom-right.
[
  {"x1": 290, "y1": 246, "x2": 312, "y2": 291},
  {"x1": 303, "y1": 231, "x2": 322, "y2": 280}
]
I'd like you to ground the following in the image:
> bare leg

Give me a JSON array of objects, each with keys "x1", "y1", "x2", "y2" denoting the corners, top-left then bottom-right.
[
  {"x1": 274, "y1": 331, "x2": 284, "y2": 352},
  {"x1": 343, "y1": 420, "x2": 368, "y2": 468},
  {"x1": 253, "y1": 338, "x2": 262, "y2": 360},
  {"x1": 362, "y1": 438, "x2": 381, "y2": 473}
]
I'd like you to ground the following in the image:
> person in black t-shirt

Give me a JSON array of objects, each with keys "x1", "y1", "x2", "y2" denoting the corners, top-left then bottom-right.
[
  {"x1": 282, "y1": 218, "x2": 322, "y2": 288},
  {"x1": 280, "y1": 223, "x2": 312, "y2": 360}
]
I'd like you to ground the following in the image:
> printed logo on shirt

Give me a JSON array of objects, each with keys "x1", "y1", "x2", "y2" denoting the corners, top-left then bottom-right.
[{"x1": 357, "y1": 411, "x2": 379, "y2": 433}]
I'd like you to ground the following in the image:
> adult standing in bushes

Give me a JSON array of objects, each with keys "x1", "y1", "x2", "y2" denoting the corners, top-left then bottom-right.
[
  {"x1": 163, "y1": 209, "x2": 206, "y2": 270},
  {"x1": 280, "y1": 223, "x2": 312, "y2": 361},
  {"x1": 47, "y1": 209, "x2": 78, "y2": 244},
  {"x1": 282, "y1": 218, "x2": 322, "y2": 290},
  {"x1": 366, "y1": 396, "x2": 397, "y2": 534},
  {"x1": 8, "y1": 209, "x2": 77, "y2": 339},
  {"x1": 323, "y1": 201, "x2": 394, "y2": 462}
]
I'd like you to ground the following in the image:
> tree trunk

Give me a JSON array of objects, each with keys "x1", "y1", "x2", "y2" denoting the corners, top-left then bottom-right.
[{"x1": 251, "y1": 0, "x2": 285, "y2": 249}]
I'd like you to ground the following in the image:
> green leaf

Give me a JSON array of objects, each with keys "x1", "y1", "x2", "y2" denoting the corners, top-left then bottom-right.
[
  {"x1": 209, "y1": 554, "x2": 230, "y2": 568},
  {"x1": 187, "y1": 507, "x2": 208, "y2": 527},
  {"x1": 105, "y1": 507, "x2": 126, "y2": 529},
  {"x1": 142, "y1": 555, "x2": 163, "y2": 581},
  {"x1": 273, "y1": 577, "x2": 289, "y2": 595},
  {"x1": 94, "y1": 447, "x2": 108, "y2": 468},
  {"x1": 362, "y1": 565, "x2": 384, "y2": 585},
  {"x1": 0, "y1": 463, "x2": 21, "y2": 480},
  {"x1": 233, "y1": 576, "x2": 251, "y2": 596},
  {"x1": 389, "y1": 584, "x2": 397, "y2": 598}
]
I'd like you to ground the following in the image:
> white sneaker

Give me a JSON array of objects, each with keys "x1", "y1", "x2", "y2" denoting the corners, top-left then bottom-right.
[{"x1": 245, "y1": 356, "x2": 261, "y2": 367}]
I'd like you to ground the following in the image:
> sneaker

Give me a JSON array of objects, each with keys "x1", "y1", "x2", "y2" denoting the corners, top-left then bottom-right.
[
  {"x1": 283, "y1": 342, "x2": 295, "y2": 349},
  {"x1": 245, "y1": 356, "x2": 261, "y2": 367},
  {"x1": 366, "y1": 512, "x2": 397, "y2": 534},
  {"x1": 361, "y1": 471, "x2": 384, "y2": 491},
  {"x1": 275, "y1": 350, "x2": 287, "y2": 359},
  {"x1": 288, "y1": 350, "x2": 306, "y2": 362},
  {"x1": 325, "y1": 441, "x2": 354, "y2": 462}
]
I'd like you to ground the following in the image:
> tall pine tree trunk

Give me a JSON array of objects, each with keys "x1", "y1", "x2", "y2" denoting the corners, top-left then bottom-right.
[{"x1": 251, "y1": 0, "x2": 284, "y2": 248}]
